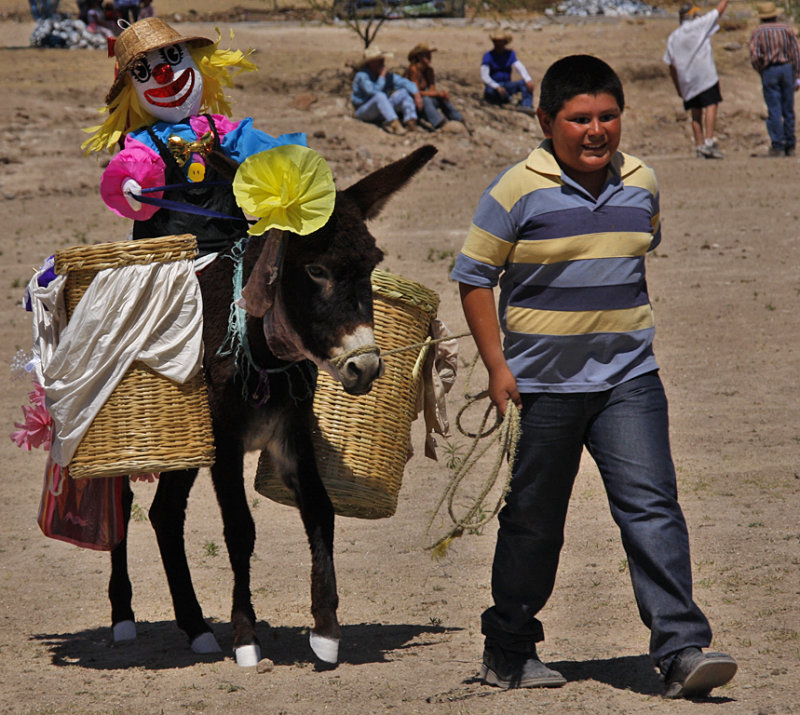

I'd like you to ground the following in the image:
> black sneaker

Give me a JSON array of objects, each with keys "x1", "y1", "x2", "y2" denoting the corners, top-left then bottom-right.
[
  {"x1": 480, "y1": 644, "x2": 567, "y2": 689},
  {"x1": 662, "y1": 647, "x2": 737, "y2": 699}
]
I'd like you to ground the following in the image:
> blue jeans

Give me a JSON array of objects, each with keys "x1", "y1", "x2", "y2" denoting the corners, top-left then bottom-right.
[
  {"x1": 761, "y1": 62, "x2": 796, "y2": 150},
  {"x1": 420, "y1": 95, "x2": 463, "y2": 128},
  {"x1": 481, "y1": 372, "x2": 712, "y2": 672},
  {"x1": 354, "y1": 89, "x2": 417, "y2": 126},
  {"x1": 484, "y1": 80, "x2": 533, "y2": 108}
]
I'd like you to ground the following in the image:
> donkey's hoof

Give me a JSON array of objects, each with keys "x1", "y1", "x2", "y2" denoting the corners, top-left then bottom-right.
[
  {"x1": 191, "y1": 632, "x2": 222, "y2": 654},
  {"x1": 234, "y1": 643, "x2": 261, "y2": 667},
  {"x1": 309, "y1": 632, "x2": 339, "y2": 664},
  {"x1": 112, "y1": 620, "x2": 136, "y2": 642}
]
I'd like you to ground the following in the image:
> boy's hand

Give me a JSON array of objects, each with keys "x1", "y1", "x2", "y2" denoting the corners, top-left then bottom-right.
[{"x1": 488, "y1": 363, "x2": 521, "y2": 416}]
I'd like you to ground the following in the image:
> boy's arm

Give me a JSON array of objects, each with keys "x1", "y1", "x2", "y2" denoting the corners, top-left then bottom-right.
[
  {"x1": 459, "y1": 283, "x2": 521, "y2": 414},
  {"x1": 715, "y1": 0, "x2": 729, "y2": 18}
]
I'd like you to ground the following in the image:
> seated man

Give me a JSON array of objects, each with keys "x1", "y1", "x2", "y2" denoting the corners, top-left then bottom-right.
[
  {"x1": 405, "y1": 42, "x2": 464, "y2": 130},
  {"x1": 351, "y1": 46, "x2": 423, "y2": 135},
  {"x1": 481, "y1": 30, "x2": 535, "y2": 115}
]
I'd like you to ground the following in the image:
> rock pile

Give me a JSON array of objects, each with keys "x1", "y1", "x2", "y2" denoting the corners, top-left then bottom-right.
[
  {"x1": 30, "y1": 15, "x2": 110, "y2": 48},
  {"x1": 547, "y1": 0, "x2": 665, "y2": 16}
]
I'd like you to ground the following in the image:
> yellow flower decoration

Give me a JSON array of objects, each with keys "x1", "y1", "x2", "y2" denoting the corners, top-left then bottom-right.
[{"x1": 233, "y1": 145, "x2": 336, "y2": 236}]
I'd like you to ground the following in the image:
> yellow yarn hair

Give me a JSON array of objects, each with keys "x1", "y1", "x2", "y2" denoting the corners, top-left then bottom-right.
[{"x1": 81, "y1": 30, "x2": 257, "y2": 155}]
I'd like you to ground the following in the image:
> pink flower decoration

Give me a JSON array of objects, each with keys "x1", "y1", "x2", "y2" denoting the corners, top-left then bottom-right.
[{"x1": 10, "y1": 380, "x2": 52, "y2": 451}]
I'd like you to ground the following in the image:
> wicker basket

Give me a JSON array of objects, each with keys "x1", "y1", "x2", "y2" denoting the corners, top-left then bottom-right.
[
  {"x1": 54, "y1": 235, "x2": 215, "y2": 479},
  {"x1": 254, "y1": 269, "x2": 439, "y2": 519}
]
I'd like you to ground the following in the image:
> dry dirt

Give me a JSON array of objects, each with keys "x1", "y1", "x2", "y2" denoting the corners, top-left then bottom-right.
[{"x1": 1, "y1": 3, "x2": 800, "y2": 714}]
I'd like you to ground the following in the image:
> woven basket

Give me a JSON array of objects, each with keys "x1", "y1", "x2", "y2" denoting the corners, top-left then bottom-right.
[
  {"x1": 54, "y1": 235, "x2": 215, "y2": 479},
  {"x1": 254, "y1": 269, "x2": 439, "y2": 519}
]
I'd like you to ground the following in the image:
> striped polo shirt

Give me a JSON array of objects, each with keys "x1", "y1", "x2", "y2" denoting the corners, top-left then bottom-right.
[{"x1": 450, "y1": 140, "x2": 661, "y2": 393}]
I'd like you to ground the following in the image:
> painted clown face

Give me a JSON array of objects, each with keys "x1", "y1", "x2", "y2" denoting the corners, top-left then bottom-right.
[{"x1": 130, "y1": 43, "x2": 204, "y2": 123}]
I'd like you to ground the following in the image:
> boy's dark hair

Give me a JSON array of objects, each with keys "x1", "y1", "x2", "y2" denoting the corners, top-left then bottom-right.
[{"x1": 538, "y1": 55, "x2": 624, "y2": 118}]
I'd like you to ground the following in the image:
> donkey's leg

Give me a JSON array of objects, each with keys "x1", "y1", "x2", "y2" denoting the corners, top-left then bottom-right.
[
  {"x1": 149, "y1": 468, "x2": 220, "y2": 654},
  {"x1": 109, "y1": 477, "x2": 136, "y2": 642},
  {"x1": 278, "y1": 421, "x2": 340, "y2": 665},
  {"x1": 210, "y1": 438, "x2": 260, "y2": 667}
]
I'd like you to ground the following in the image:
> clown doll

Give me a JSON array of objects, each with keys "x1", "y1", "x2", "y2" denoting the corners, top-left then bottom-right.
[{"x1": 83, "y1": 17, "x2": 306, "y2": 255}]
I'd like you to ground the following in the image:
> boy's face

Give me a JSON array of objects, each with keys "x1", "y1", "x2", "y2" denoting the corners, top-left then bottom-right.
[{"x1": 537, "y1": 92, "x2": 622, "y2": 190}]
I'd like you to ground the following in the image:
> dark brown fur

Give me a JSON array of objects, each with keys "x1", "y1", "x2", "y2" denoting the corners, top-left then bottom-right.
[{"x1": 108, "y1": 145, "x2": 437, "y2": 664}]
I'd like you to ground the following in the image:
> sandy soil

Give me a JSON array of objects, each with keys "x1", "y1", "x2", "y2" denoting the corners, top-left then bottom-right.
[{"x1": 1, "y1": 4, "x2": 799, "y2": 714}]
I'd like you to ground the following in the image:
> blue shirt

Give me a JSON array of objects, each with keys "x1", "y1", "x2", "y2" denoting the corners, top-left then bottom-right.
[
  {"x1": 450, "y1": 141, "x2": 662, "y2": 393},
  {"x1": 351, "y1": 69, "x2": 419, "y2": 107},
  {"x1": 481, "y1": 48, "x2": 518, "y2": 83}
]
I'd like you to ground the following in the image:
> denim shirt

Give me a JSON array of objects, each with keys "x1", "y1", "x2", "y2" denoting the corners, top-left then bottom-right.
[{"x1": 351, "y1": 69, "x2": 419, "y2": 107}]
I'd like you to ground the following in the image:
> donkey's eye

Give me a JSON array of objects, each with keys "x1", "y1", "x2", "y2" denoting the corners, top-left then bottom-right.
[{"x1": 306, "y1": 265, "x2": 330, "y2": 283}]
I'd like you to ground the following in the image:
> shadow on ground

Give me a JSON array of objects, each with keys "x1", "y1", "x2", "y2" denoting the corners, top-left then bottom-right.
[
  {"x1": 426, "y1": 654, "x2": 736, "y2": 704},
  {"x1": 30, "y1": 620, "x2": 459, "y2": 670}
]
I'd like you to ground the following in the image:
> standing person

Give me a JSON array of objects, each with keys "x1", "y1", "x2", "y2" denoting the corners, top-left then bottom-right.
[
  {"x1": 450, "y1": 54, "x2": 737, "y2": 699},
  {"x1": 749, "y1": 1, "x2": 800, "y2": 156},
  {"x1": 405, "y1": 42, "x2": 463, "y2": 130},
  {"x1": 351, "y1": 45, "x2": 423, "y2": 135},
  {"x1": 663, "y1": 0, "x2": 729, "y2": 158},
  {"x1": 480, "y1": 30, "x2": 535, "y2": 115},
  {"x1": 114, "y1": 0, "x2": 139, "y2": 24}
]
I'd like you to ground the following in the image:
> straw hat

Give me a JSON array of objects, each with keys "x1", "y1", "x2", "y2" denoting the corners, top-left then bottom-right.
[
  {"x1": 756, "y1": 1, "x2": 779, "y2": 18},
  {"x1": 678, "y1": 3, "x2": 701, "y2": 20},
  {"x1": 407, "y1": 42, "x2": 437, "y2": 62},
  {"x1": 361, "y1": 45, "x2": 394, "y2": 65},
  {"x1": 489, "y1": 29, "x2": 512, "y2": 44},
  {"x1": 106, "y1": 17, "x2": 213, "y2": 104}
]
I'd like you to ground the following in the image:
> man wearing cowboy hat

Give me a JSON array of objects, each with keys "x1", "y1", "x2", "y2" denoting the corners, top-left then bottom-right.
[
  {"x1": 404, "y1": 42, "x2": 464, "y2": 130},
  {"x1": 663, "y1": 0, "x2": 729, "y2": 158},
  {"x1": 350, "y1": 45, "x2": 423, "y2": 135},
  {"x1": 480, "y1": 30, "x2": 535, "y2": 116},
  {"x1": 749, "y1": 1, "x2": 800, "y2": 156}
]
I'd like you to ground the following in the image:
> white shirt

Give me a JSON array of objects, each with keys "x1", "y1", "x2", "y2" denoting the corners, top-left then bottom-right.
[{"x1": 663, "y1": 9, "x2": 720, "y2": 101}]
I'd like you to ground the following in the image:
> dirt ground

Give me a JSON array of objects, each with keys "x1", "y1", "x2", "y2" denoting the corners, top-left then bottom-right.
[{"x1": 1, "y1": 3, "x2": 799, "y2": 713}]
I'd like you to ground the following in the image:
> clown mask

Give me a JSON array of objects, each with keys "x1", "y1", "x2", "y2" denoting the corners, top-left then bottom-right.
[{"x1": 131, "y1": 42, "x2": 204, "y2": 123}]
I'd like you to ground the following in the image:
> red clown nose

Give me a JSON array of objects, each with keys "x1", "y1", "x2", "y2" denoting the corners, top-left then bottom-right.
[{"x1": 152, "y1": 63, "x2": 174, "y2": 85}]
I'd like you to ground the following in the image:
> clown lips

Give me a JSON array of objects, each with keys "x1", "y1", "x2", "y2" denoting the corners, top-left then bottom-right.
[{"x1": 142, "y1": 65, "x2": 196, "y2": 109}]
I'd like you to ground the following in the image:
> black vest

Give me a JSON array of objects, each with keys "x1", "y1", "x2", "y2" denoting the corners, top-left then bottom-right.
[{"x1": 132, "y1": 114, "x2": 249, "y2": 256}]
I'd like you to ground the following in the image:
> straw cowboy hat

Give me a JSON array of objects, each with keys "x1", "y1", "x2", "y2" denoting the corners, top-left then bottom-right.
[
  {"x1": 489, "y1": 29, "x2": 513, "y2": 44},
  {"x1": 407, "y1": 42, "x2": 437, "y2": 62},
  {"x1": 678, "y1": 3, "x2": 701, "y2": 20},
  {"x1": 106, "y1": 17, "x2": 213, "y2": 104},
  {"x1": 756, "y1": 1, "x2": 779, "y2": 18},
  {"x1": 361, "y1": 45, "x2": 394, "y2": 66}
]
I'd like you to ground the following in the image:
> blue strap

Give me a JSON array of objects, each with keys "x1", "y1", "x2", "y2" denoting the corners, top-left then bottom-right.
[{"x1": 133, "y1": 180, "x2": 251, "y2": 221}]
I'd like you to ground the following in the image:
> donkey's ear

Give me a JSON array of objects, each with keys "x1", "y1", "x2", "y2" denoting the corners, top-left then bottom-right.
[{"x1": 343, "y1": 144, "x2": 437, "y2": 220}]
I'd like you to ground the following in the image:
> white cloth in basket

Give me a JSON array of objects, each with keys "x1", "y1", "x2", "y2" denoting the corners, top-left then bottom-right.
[{"x1": 28, "y1": 259, "x2": 204, "y2": 467}]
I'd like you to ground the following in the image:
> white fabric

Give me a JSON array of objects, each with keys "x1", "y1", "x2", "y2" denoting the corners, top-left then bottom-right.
[
  {"x1": 663, "y1": 10, "x2": 720, "y2": 101},
  {"x1": 26, "y1": 262, "x2": 67, "y2": 386},
  {"x1": 480, "y1": 60, "x2": 532, "y2": 89},
  {"x1": 33, "y1": 260, "x2": 204, "y2": 467},
  {"x1": 413, "y1": 317, "x2": 458, "y2": 460}
]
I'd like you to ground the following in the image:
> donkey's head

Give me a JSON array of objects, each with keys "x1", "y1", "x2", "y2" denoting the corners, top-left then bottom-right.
[{"x1": 244, "y1": 145, "x2": 437, "y2": 395}]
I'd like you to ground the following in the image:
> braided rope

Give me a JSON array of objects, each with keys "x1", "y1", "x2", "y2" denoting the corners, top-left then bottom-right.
[{"x1": 424, "y1": 356, "x2": 521, "y2": 560}]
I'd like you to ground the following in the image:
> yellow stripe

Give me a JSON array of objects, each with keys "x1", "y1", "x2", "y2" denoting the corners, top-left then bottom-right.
[
  {"x1": 507, "y1": 304, "x2": 654, "y2": 336},
  {"x1": 489, "y1": 160, "x2": 560, "y2": 212},
  {"x1": 510, "y1": 232, "x2": 653, "y2": 264},
  {"x1": 461, "y1": 224, "x2": 514, "y2": 266}
]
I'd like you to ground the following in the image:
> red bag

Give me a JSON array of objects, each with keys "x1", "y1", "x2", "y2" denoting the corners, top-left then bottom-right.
[{"x1": 37, "y1": 455, "x2": 125, "y2": 551}]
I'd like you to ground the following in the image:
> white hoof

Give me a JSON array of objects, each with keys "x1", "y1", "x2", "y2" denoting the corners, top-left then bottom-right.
[
  {"x1": 112, "y1": 620, "x2": 136, "y2": 642},
  {"x1": 234, "y1": 644, "x2": 261, "y2": 667},
  {"x1": 191, "y1": 632, "x2": 222, "y2": 654},
  {"x1": 309, "y1": 632, "x2": 339, "y2": 664}
]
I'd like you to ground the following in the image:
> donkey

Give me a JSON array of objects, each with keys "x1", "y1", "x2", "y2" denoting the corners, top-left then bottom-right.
[{"x1": 107, "y1": 145, "x2": 437, "y2": 667}]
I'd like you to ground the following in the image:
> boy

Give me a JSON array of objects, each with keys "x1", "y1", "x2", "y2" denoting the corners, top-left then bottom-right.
[{"x1": 450, "y1": 55, "x2": 737, "y2": 699}]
